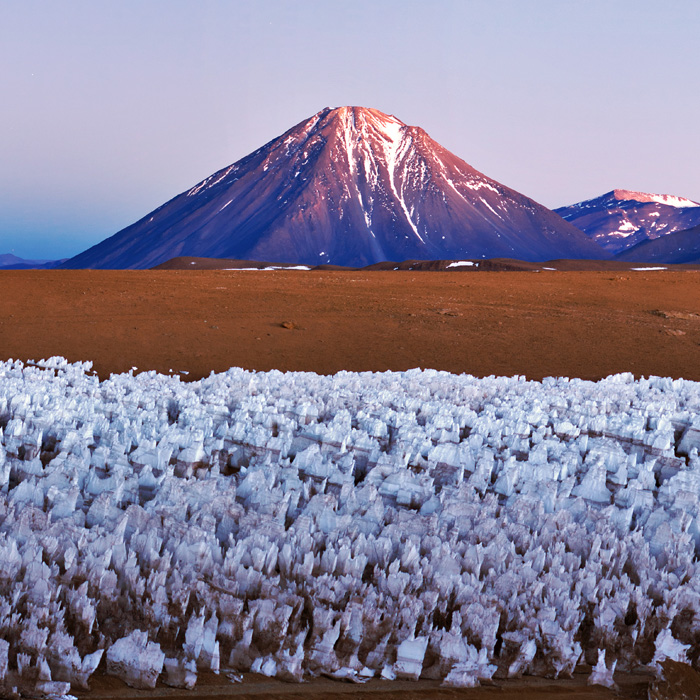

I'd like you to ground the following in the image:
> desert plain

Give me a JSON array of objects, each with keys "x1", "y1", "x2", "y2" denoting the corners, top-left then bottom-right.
[
  {"x1": 1, "y1": 267, "x2": 699, "y2": 383},
  {"x1": 2, "y1": 266, "x2": 700, "y2": 700}
]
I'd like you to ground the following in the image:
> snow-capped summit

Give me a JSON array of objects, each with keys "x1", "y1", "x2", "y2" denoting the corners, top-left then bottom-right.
[
  {"x1": 62, "y1": 106, "x2": 606, "y2": 269},
  {"x1": 556, "y1": 189, "x2": 700, "y2": 255},
  {"x1": 609, "y1": 189, "x2": 699, "y2": 209}
]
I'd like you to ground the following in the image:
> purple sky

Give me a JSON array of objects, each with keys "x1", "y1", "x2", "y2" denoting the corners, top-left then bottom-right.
[{"x1": 1, "y1": 1, "x2": 698, "y2": 259}]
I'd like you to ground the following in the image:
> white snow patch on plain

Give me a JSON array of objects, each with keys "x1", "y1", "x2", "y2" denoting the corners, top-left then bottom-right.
[
  {"x1": 446, "y1": 261, "x2": 476, "y2": 268},
  {"x1": 224, "y1": 266, "x2": 312, "y2": 271},
  {"x1": 631, "y1": 267, "x2": 668, "y2": 271}
]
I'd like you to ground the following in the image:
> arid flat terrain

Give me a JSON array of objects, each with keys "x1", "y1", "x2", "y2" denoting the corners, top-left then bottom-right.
[
  {"x1": 1, "y1": 268, "x2": 699, "y2": 382},
  {"x1": 75, "y1": 668, "x2": 654, "y2": 700}
]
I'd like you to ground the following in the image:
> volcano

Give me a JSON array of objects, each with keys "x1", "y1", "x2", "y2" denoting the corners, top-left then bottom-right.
[{"x1": 62, "y1": 107, "x2": 607, "y2": 269}]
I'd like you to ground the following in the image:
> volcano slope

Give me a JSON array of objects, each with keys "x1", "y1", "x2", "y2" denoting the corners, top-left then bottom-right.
[
  {"x1": 60, "y1": 106, "x2": 606, "y2": 269},
  {"x1": 1, "y1": 268, "x2": 699, "y2": 382}
]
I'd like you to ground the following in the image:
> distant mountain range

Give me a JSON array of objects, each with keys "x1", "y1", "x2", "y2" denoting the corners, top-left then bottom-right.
[
  {"x1": 6, "y1": 110, "x2": 698, "y2": 270},
  {"x1": 0, "y1": 254, "x2": 64, "y2": 270},
  {"x1": 60, "y1": 106, "x2": 607, "y2": 269},
  {"x1": 555, "y1": 189, "x2": 700, "y2": 255}
]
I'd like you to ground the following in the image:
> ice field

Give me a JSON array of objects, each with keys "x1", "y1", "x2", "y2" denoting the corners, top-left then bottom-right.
[{"x1": 1, "y1": 358, "x2": 700, "y2": 695}]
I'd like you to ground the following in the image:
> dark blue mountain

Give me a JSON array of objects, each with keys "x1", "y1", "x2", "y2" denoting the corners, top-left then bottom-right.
[{"x1": 617, "y1": 223, "x2": 700, "y2": 264}]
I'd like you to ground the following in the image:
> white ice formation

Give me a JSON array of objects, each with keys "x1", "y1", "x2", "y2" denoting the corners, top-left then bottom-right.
[
  {"x1": 1, "y1": 357, "x2": 700, "y2": 695},
  {"x1": 588, "y1": 648, "x2": 617, "y2": 688}
]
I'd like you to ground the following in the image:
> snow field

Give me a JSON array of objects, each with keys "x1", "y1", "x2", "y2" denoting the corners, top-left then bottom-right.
[{"x1": 1, "y1": 358, "x2": 700, "y2": 694}]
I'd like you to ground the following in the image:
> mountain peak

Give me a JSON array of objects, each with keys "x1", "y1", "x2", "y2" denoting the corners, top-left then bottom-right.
[
  {"x1": 610, "y1": 189, "x2": 699, "y2": 208},
  {"x1": 312, "y1": 105, "x2": 415, "y2": 149},
  {"x1": 324, "y1": 105, "x2": 405, "y2": 125}
]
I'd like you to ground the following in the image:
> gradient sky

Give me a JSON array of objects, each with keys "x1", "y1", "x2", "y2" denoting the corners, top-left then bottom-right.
[{"x1": 1, "y1": 0, "x2": 698, "y2": 259}]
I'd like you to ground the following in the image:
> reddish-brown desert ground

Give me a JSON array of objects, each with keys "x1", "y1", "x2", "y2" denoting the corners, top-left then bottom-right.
[
  {"x1": 1, "y1": 268, "x2": 699, "y2": 382},
  {"x1": 76, "y1": 668, "x2": 655, "y2": 700}
]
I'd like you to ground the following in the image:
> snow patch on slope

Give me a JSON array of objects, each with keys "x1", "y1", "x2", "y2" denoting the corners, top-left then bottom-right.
[
  {"x1": 378, "y1": 126, "x2": 425, "y2": 244},
  {"x1": 338, "y1": 108, "x2": 425, "y2": 245},
  {"x1": 613, "y1": 190, "x2": 700, "y2": 208}
]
